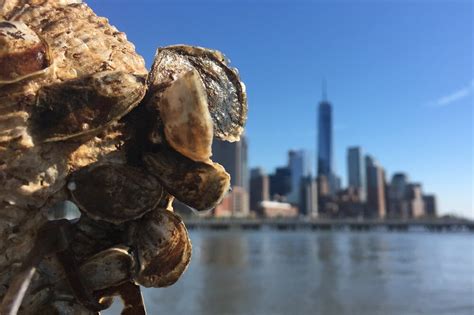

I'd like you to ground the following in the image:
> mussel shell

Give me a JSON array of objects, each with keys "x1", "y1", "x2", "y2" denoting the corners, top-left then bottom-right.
[
  {"x1": 143, "y1": 147, "x2": 230, "y2": 211},
  {"x1": 129, "y1": 209, "x2": 191, "y2": 288},
  {"x1": 70, "y1": 164, "x2": 164, "y2": 224},
  {"x1": 0, "y1": 20, "x2": 51, "y2": 84},
  {"x1": 147, "y1": 45, "x2": 247, "y2": 142}
]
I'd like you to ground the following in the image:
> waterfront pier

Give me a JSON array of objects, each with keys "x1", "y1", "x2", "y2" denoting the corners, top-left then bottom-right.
[{"x1": 184, "y1": 218, "x2": 474, "y2": 232}]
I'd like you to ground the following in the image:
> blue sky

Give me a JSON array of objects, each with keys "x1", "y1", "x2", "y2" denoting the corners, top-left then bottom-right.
[{"x1": 88, "y1": 0, "x2": 472, "y2": 218}]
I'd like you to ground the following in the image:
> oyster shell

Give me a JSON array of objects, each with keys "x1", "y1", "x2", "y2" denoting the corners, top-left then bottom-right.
[
  {"x1": 144, "y1": 147, "x2": 230, "y2": 211},
  {"x1": 79, "y1": 246, "x2": 135, "y2": 291},
  {"x1": 0, "y1": 20, "x2": 51, "y2": 84},
  {"x1": 70, "y1": 164, "x2": 165, "y2": 224},
  {"x1": 129, "y1": 209, "x2": 191, "y2": 288},
  {"x1": 32, "y1": 71, "x2": 146, "y2": 142},
  {"x1": 69, "y1": 214, "x2": 126, "y2": 263},
  {"x1": 0, "y1": 0, "x2": 248, "y2": 313},
  {"x1": 159, "y1": 68, "x2": 213, "y2": 162},
  {"x1": 147, "y1": 45, "x2": 247, "y2": 142},
  {"x1": 0, "y1": 1, "x2": 147, "y2": 310}
]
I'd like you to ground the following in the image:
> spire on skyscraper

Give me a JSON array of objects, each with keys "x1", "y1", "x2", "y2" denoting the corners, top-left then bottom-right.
[{"x1": 322, "y1": 78, "x2": 327, "y2": 101}]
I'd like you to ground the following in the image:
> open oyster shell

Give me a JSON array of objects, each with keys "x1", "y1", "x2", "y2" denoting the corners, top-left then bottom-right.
[
  {"x1": 159, "y1": 68, "x2": 213, "y2": 162},
  {"x1": 147, "y1": 45, "x2": 247, "y2": 143}
]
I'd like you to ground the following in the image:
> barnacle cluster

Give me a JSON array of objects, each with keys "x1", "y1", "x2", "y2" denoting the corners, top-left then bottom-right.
[{"x1": 0, "y1": 0, "x2": 247, "y2": 313}]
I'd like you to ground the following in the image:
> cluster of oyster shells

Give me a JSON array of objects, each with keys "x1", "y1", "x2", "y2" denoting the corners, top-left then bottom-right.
[{"x1": 0, "y1": 0, "x2": 247, "y2": 314}]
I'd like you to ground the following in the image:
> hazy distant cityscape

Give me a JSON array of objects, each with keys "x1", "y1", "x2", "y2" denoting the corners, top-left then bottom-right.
[{"x1": 195, "y1": 85, "x2": 439, "y2": 220}]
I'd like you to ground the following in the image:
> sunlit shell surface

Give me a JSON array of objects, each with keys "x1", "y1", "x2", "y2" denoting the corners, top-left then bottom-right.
[
  {"x1": 147, "y1": 45, "x2": 247, "y2": 143},
  {"x1": 0, "y1": 0, "x2": 247, "y2": 313},
  {"x1": 0, "y1": 0, "x2": 147, "y2": 313},
  {"x1": 0, "y1": 20, "x2": 51, "y2": 84},
  {"x1": 159, "y1": 68, "x2": 213, "y2": 162}
]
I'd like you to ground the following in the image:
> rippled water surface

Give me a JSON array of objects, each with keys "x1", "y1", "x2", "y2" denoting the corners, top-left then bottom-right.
[{"x1": 104, "y1": 230, "x2": 474, "y2": 315}]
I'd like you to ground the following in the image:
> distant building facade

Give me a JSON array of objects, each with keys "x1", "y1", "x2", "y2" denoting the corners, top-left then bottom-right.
[
  {"x1": 317, "y1": 175, "x2": 330, "y2": 197},
  {"x1": 213, "y1": 194, "x2": 232, "y2": 217},
  {"x1": 365, "y1": 155, "x2": 386, "y2": 218},
  {"x1": 423, "y1": 194, "x2": 437, "y2": 217},
  {"x1": 249, "y1": 168, "x2": 270, "y2": 212},
  {"x1": 287, "y1": 150, "x2": 311, "y2": 205},
  {"x1": 299, "y1": 176, "x2": 318, "y2": 217},
  {"x1": 336, "y1": 187, "x2": 364, "y2": 218},
  {"x1": 214, "y1": 186, "x2": 249, "y2": 217},
  {"x1": 270, "y1": 166, "x2": 292, "y2": 200},
  {"x1": 212, "y1": 136, "x2": 249, "y2": 192},
  {"x1": 388, "y1": 173, "x2": 409, "y2": 218},
  {"x1": 406, "y1": 184, "x2": 425, "y2": 218},
  {"x1": 258, "y1": 201, "x2": 298, "y2": 218},
  {"x1": 347, "y1": 147, "x2": 367, "y2": 202}
]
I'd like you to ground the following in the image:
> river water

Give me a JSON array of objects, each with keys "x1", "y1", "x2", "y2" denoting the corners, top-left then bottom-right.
[{"x1": 104, "y1": 230, "x2": 474, "y2": 315}]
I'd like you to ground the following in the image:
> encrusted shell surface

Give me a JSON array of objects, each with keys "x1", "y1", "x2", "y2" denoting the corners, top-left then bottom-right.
[
  {"x1": 147, "y1": 45, "x2": 247, "y2": 142},
  {"x1": 144, "y1": 147, "x2": 231, "y2": 211},
  {"x1": 159, "y1": 68, "x2": 213, "y2": 162},
  {"x1": 70, "y1": 164, "x2": 165, "y2": 224},
  {"x1": 0, "y1": 20, "x2": 51, "y2": 84},
  {"x1": 32, "y1": 70, "x2": 146, "y2": 142},
  {"x1": 0, "y1": 0, "x2": 147, "y2": 210},
  {"x1": 0, "y1": 1, "x2": 147, "y2": 308},
  {"x1": 0, "y1": 1, "x2": 248, "y2": 313},
  {"x1": 129, "y1": 209, "x2": 191, "y2": 288}
]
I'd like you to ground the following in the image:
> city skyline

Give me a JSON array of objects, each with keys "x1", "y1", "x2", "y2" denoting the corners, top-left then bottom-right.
[{"x1": 88, "y1": 0, "x2": 473, "y2": 218}]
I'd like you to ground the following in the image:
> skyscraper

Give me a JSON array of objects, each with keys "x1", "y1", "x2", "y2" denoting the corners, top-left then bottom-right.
[
  {"x1": 299, "y1": 176, "x2": 318, "y2": 217},
  {"x1": 287, "y1": 150, "x2": 311, "y2": 204},
  {"x1": 212, "y1": 136, "x2": 249, "y2": 192},
  {"x1": 347, "y1": 147, "x2": 367, "y2": 202},
  {"x1": 212, "y1": 136, "x2": 249, "y2": 216},
  {"x1": 388, "y1": 173, "x2": 409, "y2": 218},
  {"x1": 317, "y1": 81, "x2": 338, "y2": 195},
  {"x1": 269, "y1": 167, "x2": 292, "y2": 200},
  {"x1": 214, "y1": 186, "x2": 249, "y2": 218},
  {"x1": 249, "y1": 168, "x2": 270, "y2": 211},
  {"x1": 406, "y1": 183, "x2": 425, "y2": 218},
  {"x1": 317, "y1": 83, "x2": 333, "y2": 179},
  {"x1": 365, "y1": 155, "x2": 386, "y2": 218},
  {"x1": 423, "y1": 194, "x2": 437, "y2": 217}
]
